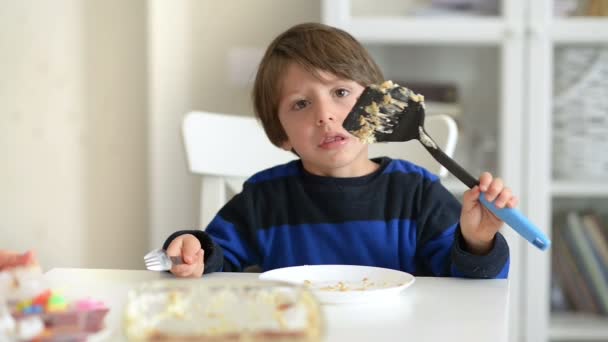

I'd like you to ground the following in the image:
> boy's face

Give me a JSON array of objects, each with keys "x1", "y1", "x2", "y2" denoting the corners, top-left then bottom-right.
[{"x1": 277, "y1": 63, "x2": 376, "y2": 177}]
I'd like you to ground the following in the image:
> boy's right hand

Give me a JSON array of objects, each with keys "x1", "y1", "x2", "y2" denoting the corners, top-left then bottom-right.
[{"x1": 165, "y1": 234, "x2": 205, "y2": 278}]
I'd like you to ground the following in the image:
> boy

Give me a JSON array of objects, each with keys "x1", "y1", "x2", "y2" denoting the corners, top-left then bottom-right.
[{"x1": 163, "y1": 23, "x2": 517, "y2": 279}]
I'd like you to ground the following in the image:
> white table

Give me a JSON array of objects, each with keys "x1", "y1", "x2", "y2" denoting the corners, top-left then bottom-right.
[{"x1": 44, "y1": 268, "x2": 509, "y2": 341}]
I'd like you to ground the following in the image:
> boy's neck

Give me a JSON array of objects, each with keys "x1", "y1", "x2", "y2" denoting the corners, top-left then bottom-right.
[{"x1": 301, "y1": 158, "x2": 380, "y2": 178}]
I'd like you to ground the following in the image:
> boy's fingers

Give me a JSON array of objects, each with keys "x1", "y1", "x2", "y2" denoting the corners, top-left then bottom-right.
[
  {"x1": 196, "y1": 249, "x2": 204, "y2": 263},
  {"x1": 165, "y1": 237, "x2": 184, "y2": 258},
  {"x1": 478, "y1": 172, "x2": 493, "y2": 192},
  {"x1": 171, "y1": 263, "x2": 195, "y2": 277},
  {"x1": 507, "y1": 196, "x2": 519, "y2": 208},
  {"x1": 486, "y1": 178, "x2": 504, "y2": 201},
  {"x1": 163, "y1": 234, "x2": 202, "y2": 277},
  {"x1": 171, "y1": 250, "x2": 204, "y2": 278},
  {"x1": 494, "y1": 186, "x2": 512, "y2": 208},
  {"x1": 181, "y1": 236, "x2": 202, "y2": 264},
  {"x1": 462, "y1": 185, "x2": 481, "y2": 212}
]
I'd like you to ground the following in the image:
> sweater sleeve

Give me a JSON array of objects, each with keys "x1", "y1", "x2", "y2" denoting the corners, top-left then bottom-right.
[
  {"x1": 161, "y1": 188, "x2": 261, "y2": 274},
  {"x1": 450, "y1": 226, "x2": 510, "y2": 278},
  {"x1": 415, "y1": 178, "x2": 510, "y2": 279}
]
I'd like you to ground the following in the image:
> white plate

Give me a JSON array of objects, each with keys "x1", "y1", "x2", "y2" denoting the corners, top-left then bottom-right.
[{"x1": 259, "y1": 265, "x2": 415, "y2": 304}]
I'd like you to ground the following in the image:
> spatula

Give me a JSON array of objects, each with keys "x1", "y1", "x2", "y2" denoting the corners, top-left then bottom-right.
[{"x1": 343, "y1": 81, "x2": 551, "y2": 251}]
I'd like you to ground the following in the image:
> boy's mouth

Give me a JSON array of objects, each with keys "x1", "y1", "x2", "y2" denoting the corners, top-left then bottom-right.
[{"x1": 318, "y1": 134, "x2": 348, "y2": 149}]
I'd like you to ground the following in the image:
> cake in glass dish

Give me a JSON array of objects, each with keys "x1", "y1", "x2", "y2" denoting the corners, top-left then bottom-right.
[{"x1": 124, "y1": 279, "x2": 323, "y2": 341}]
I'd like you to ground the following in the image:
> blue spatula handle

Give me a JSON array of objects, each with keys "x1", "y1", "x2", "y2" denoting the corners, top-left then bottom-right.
[
  {"x1": 478, "y1": 194, "x2": 551, "y2": 251},
  {"x1": 420, "y1": 139, "x2": 551, "y2": 251}
]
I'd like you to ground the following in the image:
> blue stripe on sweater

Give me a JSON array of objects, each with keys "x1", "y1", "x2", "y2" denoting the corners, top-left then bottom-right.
[
  {"x1": 246, "y1": 159, "x2": 437, "y2": 185},
  {"x1": 246, "y1": 160, "x2": 301, "y2": 184},
  {"x1": 382, "y1": 159, "x2": 439, "y2": 182},
  {"x1": 207, "y1": 217, "x2": 484, "y2": 277},
  {"x1": 256, "y1": 220, "x2": 417, "y2": 271},
  {"x1": 205, "y1": 216, "x2": 259, "y2": 270},
  {"x1": 418, "y1": 223, "x2": 458, "y2": 276},
  {"x1": 206, "y1": 218, "x2": 461, "y2": 274}
]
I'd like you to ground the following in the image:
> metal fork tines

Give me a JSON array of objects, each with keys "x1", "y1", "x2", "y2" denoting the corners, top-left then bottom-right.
[{"x1": 144, "y1": 248, "x2": 183, "y2": 271}]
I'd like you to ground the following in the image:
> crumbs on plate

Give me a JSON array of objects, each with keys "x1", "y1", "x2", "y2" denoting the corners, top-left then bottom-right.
[{"x1": 302, "y1": 277, "x2": 406, "y2": 292}]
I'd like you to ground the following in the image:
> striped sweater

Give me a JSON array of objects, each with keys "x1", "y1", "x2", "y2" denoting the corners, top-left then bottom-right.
[{"x1": 164, "y1": 157, "x2": 509, "y2": 278}]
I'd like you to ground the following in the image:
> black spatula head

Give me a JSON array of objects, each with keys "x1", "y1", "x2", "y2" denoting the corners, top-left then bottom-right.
[
  {"x1": 344, "y1": 80, "x2": 473, "y2": 188},
  {"x1": 342, "y1": 81, "x2": 426, "y2": 144}
]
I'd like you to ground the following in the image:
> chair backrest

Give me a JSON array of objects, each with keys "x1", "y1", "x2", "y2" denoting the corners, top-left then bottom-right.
[{"x1": 183, "y1": 111, "x2": 458, "y2": 228}]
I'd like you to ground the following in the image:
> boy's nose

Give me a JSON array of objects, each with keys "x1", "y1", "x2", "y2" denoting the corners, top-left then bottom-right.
[
  {"x1": 316, "y1": 115, "x2": 335, "y2": 126},
  {"x1": 315, "y1": 103, "x2": 337, "y2": 126}
]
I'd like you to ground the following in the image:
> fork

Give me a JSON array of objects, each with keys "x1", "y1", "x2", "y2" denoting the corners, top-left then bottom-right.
[{"x1": 144, "y1": 248, "x2": 184, "y2": 271}]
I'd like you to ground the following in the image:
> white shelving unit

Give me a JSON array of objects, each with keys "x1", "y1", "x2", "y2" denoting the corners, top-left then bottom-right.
[
  {"x1": 323, "y1": 1, "x2": 526, "y2": 341},
  {"x1": 526, "y1": 1, "x2": 608, "y2": 342},
  {"x1": 324, "y1": 1, "x2": 608, "y2": 341},
  {"x1": 335, "y1": 17, "x2": 507, "y2": 44},
  {"x1": 549, "y1": 313, "x2": 608, "y2": 341},
  {"x1": 552, "y1": 182, "x2": 608, "y2": 197}
]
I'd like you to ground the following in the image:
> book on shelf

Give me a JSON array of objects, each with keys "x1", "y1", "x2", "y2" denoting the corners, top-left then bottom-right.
[
  {"x1": 552, "y1": 217, "x2": 600, "y2": 314},
  {"x1": 581, "y1": 213, "x2": 608, "y2": 284},
  {"x1": 551, "y1": 230, "x2": 573, "y2": 312},
  {"x1": 552, "y1": 211, "x2": 608, "y2": 316},
  {"x1": 567, "y1": 211, "x2": 608, "y2": 314}
]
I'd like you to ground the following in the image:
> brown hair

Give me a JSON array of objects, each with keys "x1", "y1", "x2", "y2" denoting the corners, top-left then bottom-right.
[{"x1": 252, "y1": 22, "x2": 384, "y2": 147}]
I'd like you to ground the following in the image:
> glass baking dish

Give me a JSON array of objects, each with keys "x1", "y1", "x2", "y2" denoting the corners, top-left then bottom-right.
[{"x1": 124, "y1": 278, "x2": 323, "y2": 341}]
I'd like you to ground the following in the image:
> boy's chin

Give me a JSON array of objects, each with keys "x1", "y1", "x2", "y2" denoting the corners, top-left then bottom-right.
[{"x1": 301, "y1": 152, "x2": 372, "y2": 177}]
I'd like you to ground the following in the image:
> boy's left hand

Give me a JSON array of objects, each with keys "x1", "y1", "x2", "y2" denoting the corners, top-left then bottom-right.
[{"x1": 460, "y1": 172, "x2": 519, "y2": 255}]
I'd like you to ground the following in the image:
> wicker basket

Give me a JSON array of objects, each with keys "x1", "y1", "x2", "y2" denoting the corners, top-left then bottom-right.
[{"x1": 552, "y1": 47, "x2": 608, "y2": 180}]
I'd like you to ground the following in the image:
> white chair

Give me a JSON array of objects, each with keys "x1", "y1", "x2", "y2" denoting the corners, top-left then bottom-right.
[{"x1": 183, "y1": 111, "x2": 457, "y2": 228}]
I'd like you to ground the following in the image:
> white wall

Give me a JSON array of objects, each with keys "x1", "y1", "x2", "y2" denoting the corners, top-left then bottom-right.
[{"x1": 0, "y1": 0, "x2": 147, "y2": 269}]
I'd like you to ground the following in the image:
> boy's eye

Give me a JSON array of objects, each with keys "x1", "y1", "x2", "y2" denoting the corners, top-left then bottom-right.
[
  {"x1": 293, "y1": 99, "x2": 310, "y2": 111},
  {"x1": 335, "y1": 88, "x2": 350, "y2": 97}
]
